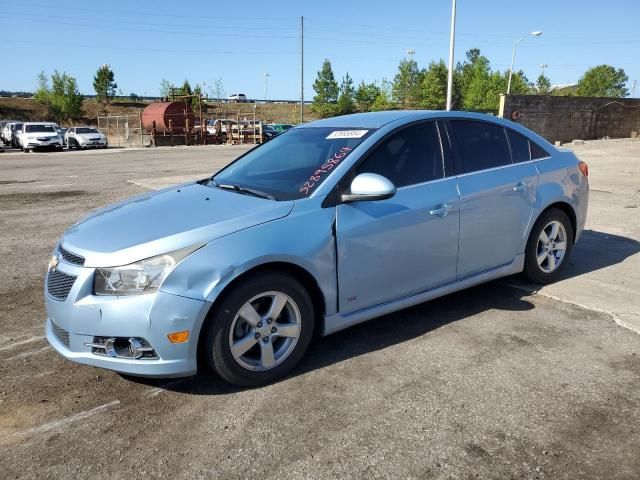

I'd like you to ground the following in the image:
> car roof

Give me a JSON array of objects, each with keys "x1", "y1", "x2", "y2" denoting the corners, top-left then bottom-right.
[{"x1": 303, "y1": 110, "x2": 521, "y2": 130}]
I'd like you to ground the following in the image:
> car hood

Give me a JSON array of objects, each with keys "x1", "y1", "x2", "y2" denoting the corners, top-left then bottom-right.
[
  {"x1": 61, "y1": 182, "x2": 294, "y2": 267},
  {"x1": 78, "y1": 133, "x2": 104, "y2": 140},
  {"x1": 26, "y1": 133, "x2": 57, "y2": 138}
]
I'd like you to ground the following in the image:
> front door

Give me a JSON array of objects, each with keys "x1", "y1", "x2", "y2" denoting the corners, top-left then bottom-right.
[{"x1": 336, "y1": 121, "x2": 460, "y2": 314}]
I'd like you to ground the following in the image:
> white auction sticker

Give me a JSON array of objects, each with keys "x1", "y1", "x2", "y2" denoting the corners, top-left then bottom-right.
[{"x1": 326, "y1": 130, "x2": 368, "y2": 139}]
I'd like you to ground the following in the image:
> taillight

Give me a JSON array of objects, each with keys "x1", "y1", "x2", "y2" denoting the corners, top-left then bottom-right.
[{"x1": 578, "y1": 161, "x2": 589, "y2": 178}]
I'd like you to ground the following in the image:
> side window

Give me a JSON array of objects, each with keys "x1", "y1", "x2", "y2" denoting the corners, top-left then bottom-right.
[
  {"x1": 530, "y1": 141, "x2": 550, "y2": 160},
  {"x1": 451, "y1": 120, "x2": 512, "y2": 173},
  {"x1": 356, "y1": 122, "x2": 443, "y2": 188},
  {"x1": 507, "y1": 129, "x2": 531, "y2": 163}
]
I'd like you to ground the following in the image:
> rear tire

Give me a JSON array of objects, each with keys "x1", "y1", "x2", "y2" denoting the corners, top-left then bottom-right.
[
  {"x1": 203, "y1": 272, "x2": 315, "y2": 387},
  {"x1": 523, "y1": 208, "x2": 573, "y2": 284}
]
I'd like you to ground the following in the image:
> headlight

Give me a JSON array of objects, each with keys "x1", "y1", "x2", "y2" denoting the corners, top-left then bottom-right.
[{"x1": 93, "y1": 244, "x2": 203, "y2": 296}]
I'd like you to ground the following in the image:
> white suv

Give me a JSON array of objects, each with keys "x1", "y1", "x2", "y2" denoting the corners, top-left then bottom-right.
[
  {"x1": 228, "y1": 93, "x2": 248, "y2": 103},
  {"x1": 64, "y1": 126, "x2": 108, "y2": 149},
  {"x1": 19, "y1": 123, "x2": 63, "y2": 152}
]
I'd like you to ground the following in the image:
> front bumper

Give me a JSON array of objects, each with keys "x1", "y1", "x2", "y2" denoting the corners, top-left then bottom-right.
[
  {"x1": 44, "y1": 259, "x2": 211, "y2": 378},
  {"x1": 79, "y1": 139, "x2": 108, "y2": 148},
  {"x1": 26, "y1": 139, "x2": 63, "y2": 149}
]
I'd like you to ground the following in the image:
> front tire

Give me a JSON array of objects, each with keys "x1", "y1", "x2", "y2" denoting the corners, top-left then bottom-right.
[
  {"x1": 523, "y1": 208, "x2": 573, "y2": 284},
  {"x1": 204, "y1": 272, "x2": 315, "y2": 387}
]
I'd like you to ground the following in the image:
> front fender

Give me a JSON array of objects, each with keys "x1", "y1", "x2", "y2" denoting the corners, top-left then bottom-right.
[{"x1": 160, "y1": 196, "x2": 337, "y2": 316}]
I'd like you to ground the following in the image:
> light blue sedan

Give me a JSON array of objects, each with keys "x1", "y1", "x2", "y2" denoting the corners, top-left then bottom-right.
[{"x1": 45, "y1": 111, "x2": 589, "y2": 386}]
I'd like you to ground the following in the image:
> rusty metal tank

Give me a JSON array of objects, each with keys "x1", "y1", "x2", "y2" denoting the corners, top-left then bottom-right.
[{"x1": 141, "y1": 102, "x2": 195, "y2": 133}]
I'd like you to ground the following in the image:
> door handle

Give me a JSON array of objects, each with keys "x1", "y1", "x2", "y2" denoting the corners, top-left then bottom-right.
[
  {"x1": 429, "y1": 203, "x2": 451, "y2": 217},
  {"x1": 513, "y1": 181, "x2": 528, "y2": 193}
]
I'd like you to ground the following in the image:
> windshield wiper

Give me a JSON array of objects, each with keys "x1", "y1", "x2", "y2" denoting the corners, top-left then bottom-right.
[{"x1": 217, "y1": 183, "x2": 275, "y2": 200}]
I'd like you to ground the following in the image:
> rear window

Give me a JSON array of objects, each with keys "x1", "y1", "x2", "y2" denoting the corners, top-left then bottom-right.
[
  {"x1": 507, "y1": 129, "x2": 531, "y2": 163},
  {"x1": 530, "y1": 141, "x2": 550, "y2": 159},
  {"x1": 450, "y1": 120, "x2": 511, "y2": 173},
  {"x1": 77, "y1": 128, "x2": 99, "y2": 134}
]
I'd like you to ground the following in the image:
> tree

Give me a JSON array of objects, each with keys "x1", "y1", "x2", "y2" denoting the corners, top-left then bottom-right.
[
  {"x1": 420, "y1": 60, "x2": 449, "y2": 110},
  {"x1": 180, "y1": 79, "x2": 193, "y2": 97},
  {"x1": 576, "y1": 65, "x2": 628, "y2": 97},
  {"x1": 34, "y1": 71, "x2": 49, "y2": 103},
  {"x1": 191, "y1": 84, "x2": 204, "y2": 113},
  {"x1": 392, "y1": 58, "x2": 422, "y2": 108},
  {"x1": 34, "y1": 70, "x2": 83, "y2": 122},
  {"x1": 370, "y1": 79, "x2": 395, "y2": 111},
  {"x1": 507, "y1": 70, "x2": 532, "y2": 95},
  {"x1": 354, "y1": 81, "x2": 380, "y2": 112},
  {"x1": 209, "y1": 77, "x2": 226, "y2": 100},
  {"x1": 312, "y1": 59, "x2": 339, "y2": 118},
  {"x1": 536, "y1": 73, "x2": 552, "y2": 95},
  {"x1": 337, "y1": 73, "x2": 356, "y2": 115},
  {"x1": 459, "y1": 51, "x2": 492, "y2": 110},
  {"x1": 457, "y1": 48, "x2": 483, "y2": 101},
  {"x1": 93, "y1": 64, "x2": 117, "y2": 104},
  {"x1": 159, "y1": 78, "x2": 174, "y2": 98}
]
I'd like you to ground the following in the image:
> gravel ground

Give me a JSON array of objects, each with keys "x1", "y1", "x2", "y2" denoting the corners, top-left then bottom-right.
[{"x1": 0, "y1": 141, "x2": 638, "y2": 479}]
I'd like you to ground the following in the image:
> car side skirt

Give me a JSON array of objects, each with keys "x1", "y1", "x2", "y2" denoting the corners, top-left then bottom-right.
[{"x1": 322, "y1": 253, "x2": 525, "y2": 336}]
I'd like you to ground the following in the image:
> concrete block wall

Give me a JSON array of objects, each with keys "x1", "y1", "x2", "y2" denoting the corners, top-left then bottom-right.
[{"x1": 498, "y1": 94, "x2": 640, "y2": 143}]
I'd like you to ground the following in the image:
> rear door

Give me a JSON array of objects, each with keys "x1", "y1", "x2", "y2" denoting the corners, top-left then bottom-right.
[
  {"x1": 336, "y1": 121, "x2": 460, "y2": 314},
  {"x1": 447, "y1": 120, "x2": 537, "y2": 278}
]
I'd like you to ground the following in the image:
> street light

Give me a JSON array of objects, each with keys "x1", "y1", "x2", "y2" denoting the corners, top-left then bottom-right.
[
  {"x1": 507, "y1": 30, "x2": 542, "y2": 94},
  {"x1": 264, "y1": 72, "x2": 271, "y2": 101},
  {"x1": 406, "y1": 48, "x2": 416, "y2": 58}
]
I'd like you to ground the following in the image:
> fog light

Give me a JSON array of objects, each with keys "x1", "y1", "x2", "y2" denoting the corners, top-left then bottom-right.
[{"x1": 167, "y1": 331, "x2": 189, "y2": 343}]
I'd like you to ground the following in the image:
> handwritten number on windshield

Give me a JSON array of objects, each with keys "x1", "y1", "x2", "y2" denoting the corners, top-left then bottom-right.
[{"x1": 300, "y1": 147, "x2": 353, "y2": 196}]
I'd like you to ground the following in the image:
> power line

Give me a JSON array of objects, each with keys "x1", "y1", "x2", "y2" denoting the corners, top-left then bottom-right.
[
  {"x1": 0, "y1": 38, "x2": 298, "y2": 57},
  {"x1": 11, "y1": 1, "x2": 293, "y2": 21},
  {"x1": 2, "y1": 14, "x2": 299, "y2": 40}
]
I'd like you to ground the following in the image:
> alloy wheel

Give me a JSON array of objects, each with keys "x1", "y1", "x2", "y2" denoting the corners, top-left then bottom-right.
[
  {"x1": 536, "y1": 220, "x2": 568, "y2": 273},
  {"x1": 228, "y1": 291, "x2": 302, "y2": 371}
]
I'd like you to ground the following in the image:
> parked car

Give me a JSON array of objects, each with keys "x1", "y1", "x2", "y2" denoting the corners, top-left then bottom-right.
[
  {"x1": 228, "y1": 93, "x2": 248, "y2": 103},
  {"x1": 19, "y1": 122, "x2": 63, "y2": 152},
  {"x1": 44, "y1": 111, "x2": 589, "y2": 387},
  {"x1": 261, "y1": 124, "x2": 278, "y2": 141},
  {"x1": 65, "y1": 126, "x2": 108, "y2": 149},
  {"x1": 56, "y1": 126, "x2": 67, "y2": 140},
  {"x1": 1, "y1": 120, "x2": 18, "y2": 144},
  {"x1": 10, "y1": 122, "x2": 23, "y2": 148},
  {"x1": 270, "y1": 123, "x2": 294, "y2": 133}
]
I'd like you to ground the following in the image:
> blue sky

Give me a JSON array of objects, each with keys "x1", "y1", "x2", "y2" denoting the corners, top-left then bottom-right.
[{"x1": 1, "y1": 0, "x2": 639, "y2": 98}]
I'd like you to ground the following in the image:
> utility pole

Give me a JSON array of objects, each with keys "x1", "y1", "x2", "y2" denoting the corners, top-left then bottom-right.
[
  {"x1": 300, "y1": 16, "x2": 304, "y2": 123},
  {"x1": 264, "y1": 72, "x2": 270, "y2": 101},
  {"x1": 445, "y1": 0, "x2": 456, "y2": 111}
]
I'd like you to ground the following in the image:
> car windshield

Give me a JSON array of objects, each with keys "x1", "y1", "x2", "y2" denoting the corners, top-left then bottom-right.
[
  {"x1": 25, "y1": 125, "x2": 55, "y2": 133},
  {"x1": 77, "y1": 127, "x2": 99, "y2": 134},
  {"x1": 211, "y1": 127, "x2": 374, "y2": 200}
]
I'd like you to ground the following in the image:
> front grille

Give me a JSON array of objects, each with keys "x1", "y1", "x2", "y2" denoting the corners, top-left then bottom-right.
[
  {"x1": 47, "y1": 270, "x2": 77, "y2": 301},
  {"x1": 58, "y1": 245, "x2": 85, "y2": 266},
  {"x1": 52, "y1": 322, "x2": 70, "y2": 348}
]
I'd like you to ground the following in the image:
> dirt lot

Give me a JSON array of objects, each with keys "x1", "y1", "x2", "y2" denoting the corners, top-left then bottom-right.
[
  {"x1": 0, "y1": 140, "x2": 639, "y2": 479},
  {"x1": 0, "y1": 97, "x2": 316, "y2": 126}
]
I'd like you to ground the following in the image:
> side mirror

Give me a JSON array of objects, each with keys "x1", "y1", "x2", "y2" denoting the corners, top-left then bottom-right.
[{"x1": 340, "y1": 173, "x2": 397, "y2": 203}]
